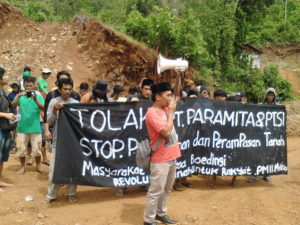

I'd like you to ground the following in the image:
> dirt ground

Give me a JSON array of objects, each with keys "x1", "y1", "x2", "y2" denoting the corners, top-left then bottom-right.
[{"x1": 0, "y1": 137, "x2": 299, "y2": 225}]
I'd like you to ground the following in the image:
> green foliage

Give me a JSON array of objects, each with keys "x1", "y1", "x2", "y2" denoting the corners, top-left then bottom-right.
[
  {"x1": 96, "y1": 1, "x2": 129, "y2": 31},
  {"x1": 127, "y1": 0, "x2": 163, "y2": 15},
  {"x1": 219, "y1": 57, "x2": 266, "y2": 103},
  {"x1": 125, "y1": 6, "x2": 210, "y2": 78},
  {"x1": 126, "y1": 6, "x2": 178, "y2": 54},
  {"x1": 172, "y1": 8, "x2": 210, "y2": 69},
  {"x1": 9, "y1": 0, "x2": 54, "y2": 22},
  {"x1": 197, "y1": 0, "x2": 237, "y2": 80},
  {"x1": 3, "y1": 0, "x2": 296, "y2": 102},
  {"x1": 263, "y1": 65, "x2": 292, "y2": 100},
  {"x1": 246, "y1": 0, "x2": 300, "y2": 46},
  {"x1": 124, "y1": 9, "x2": 154, "y2": 45},
  {"x1": 219, "y1": 61, "x2": 293, "y2": 103},
  {"x1": 47, "y1": 0, "x2": 87, "y2": 22},
  {"x1": 234, "y1": 0, "x2": 274, "y2": 55}
]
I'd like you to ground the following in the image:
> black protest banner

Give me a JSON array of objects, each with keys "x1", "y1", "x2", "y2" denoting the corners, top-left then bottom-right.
[{"x1": 53, "y1": 98, "x2": 287, "y2": 187}]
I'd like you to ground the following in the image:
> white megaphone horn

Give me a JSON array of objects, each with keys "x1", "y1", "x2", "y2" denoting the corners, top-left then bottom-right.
[{"x1": 157, "y1": 54, "x2": 189, "y2": 74}]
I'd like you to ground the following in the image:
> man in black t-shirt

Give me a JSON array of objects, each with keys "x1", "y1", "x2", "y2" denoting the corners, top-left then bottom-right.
[{"x1": 0, "y1": 67, "x2": 16, "y2": 193}]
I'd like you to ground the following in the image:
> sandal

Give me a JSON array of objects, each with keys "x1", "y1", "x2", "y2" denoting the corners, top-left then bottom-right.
[
  {"x1": 231, "y1": 176, "x2": 238, "y2": 187},
  {"x1": 42, "y1": 160, "x2": 50, "y2": 166},
  {"x1": 42, "y1": 198, "x2": 55, "y2": 205},
  {"x1": 26, "y1": 160, "x2": 33, "y2": 166},
  {"x1": 67, "y1": 195, "x2": 78, "y2": 203},
  {"x1": 181, "y1": 182, "x2": 193, "y2": 188},
  {"x1": 116, "y1": 189, "x2": 125, "y2": 197},
  {"x1": 173, "y1": 183, "x2": 182, "y2": 191},
  {"x1": 263, "y1": 176, "x2": 272, "y2": 182},
  {"x1": 208, "y1": 176, "x2": 217, "y2": 186},
  {"x1": 247, "y1": 176, "x2": 258, "y2": 183},
  {"x1": 10, "y1": 147, "x2": 17, "y2": 154}
]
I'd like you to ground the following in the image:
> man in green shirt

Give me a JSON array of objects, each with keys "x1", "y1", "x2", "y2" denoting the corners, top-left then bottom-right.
[
  {"x1": 12, "y1": 76, "x2": 45, "y2": 174},
  {"x1": 37, "y1": 68, "x2": 51, "y2": 97}
]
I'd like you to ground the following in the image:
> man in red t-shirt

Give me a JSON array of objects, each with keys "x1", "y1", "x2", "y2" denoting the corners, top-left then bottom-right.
[{"x1": 143, "y1": 82, "x2": 180, "y2": 225}]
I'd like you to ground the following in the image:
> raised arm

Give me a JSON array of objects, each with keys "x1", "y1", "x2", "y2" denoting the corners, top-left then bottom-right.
[
  {"x1": 159, "y1": 99, "x2": 176, "y2": 140},
  {"x1": 11, "y1": 92, "x2": 26, "y2": 107}
]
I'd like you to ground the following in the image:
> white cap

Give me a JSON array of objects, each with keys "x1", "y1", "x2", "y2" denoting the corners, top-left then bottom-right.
[{"x1": 42, "y1": 68, "x2": 51, "y2": 74}]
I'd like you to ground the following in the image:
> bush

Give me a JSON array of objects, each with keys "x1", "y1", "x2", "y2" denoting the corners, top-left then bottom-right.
[
  {"x1": 263, "y1": 65, "x2": 292, "y2": 101},
  {"x1": 220, "y1": 60, "x2": 266, "y2": 103},
  {"x1": 125, "y1": 6, "x2": 211, "y2": 80},
  {"x1": 22, "y1": 0, "x2": 53, "y2": 22},
  {"x1": 247, "y1": 1, "x2": 300, "y2": 46}
]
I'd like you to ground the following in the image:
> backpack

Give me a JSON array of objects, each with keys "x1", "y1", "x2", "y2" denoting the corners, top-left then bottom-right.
[{"x1": 136, "y1": 136, "x2": 162, "y2": 171}]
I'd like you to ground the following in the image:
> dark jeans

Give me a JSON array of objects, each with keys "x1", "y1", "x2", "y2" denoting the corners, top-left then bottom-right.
[{"x1": 0, "y1": 129, "x2": 12, "y2": 162}]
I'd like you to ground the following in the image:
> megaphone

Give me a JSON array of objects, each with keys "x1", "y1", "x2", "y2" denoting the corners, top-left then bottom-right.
[{"x1": 157, "y1": 54, "x2": 189, "y2": 74}]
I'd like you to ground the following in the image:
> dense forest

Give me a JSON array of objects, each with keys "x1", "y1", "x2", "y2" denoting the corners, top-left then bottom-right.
[{"x1": 4, "y1": 0, "x2": 300, "y2": 102}]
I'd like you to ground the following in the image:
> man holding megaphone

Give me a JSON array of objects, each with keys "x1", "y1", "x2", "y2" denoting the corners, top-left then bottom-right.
[
  {"x1": 142, "y1": 55, "x2": 188, "y2": 225},
  {"x1": 143, "y1": 82, "x2": 180, "y2": 225}
]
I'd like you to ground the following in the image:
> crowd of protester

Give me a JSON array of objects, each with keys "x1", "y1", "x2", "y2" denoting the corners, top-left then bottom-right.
[{"x1": 0, "y1": 66, "x2": 279, "y2": 224}]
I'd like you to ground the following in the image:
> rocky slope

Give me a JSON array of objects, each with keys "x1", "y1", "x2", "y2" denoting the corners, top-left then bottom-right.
[{"x1": 0, "y1": 1, "x2": 192, "y2": 90}]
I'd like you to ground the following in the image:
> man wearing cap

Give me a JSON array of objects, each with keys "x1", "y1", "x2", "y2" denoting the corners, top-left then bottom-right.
[
  {"x1": 18, "y1": 66, "x2": 31, "y2": 91},
  {"x1": 198, "y1": 86, "x2": 210, "y2": 99},
  {"x1": 127, "y1": 78, "x2": 154, "y2": 102},
  {"x1": 214, "y1": 89, "x2": 227, "y2": 101},
  {"x1": 109, "y1": 85, "x2": 127, "y2": 102},
  {"x1": 81, "y1": 80, "x2": 109, "y2": 103},
  {"x1": 128, "y1": 86, "x2": 139, "y2": 97},
  {"x1": 38, "y1": 68, "x2": 51, "y2": 98},
  {"x1": 187, "y1": 88, "x2": 199, "y2": 98},
  {"x1": 248, "y1": 87, "x2": 278, "y2": 183},
  {"x1": 37, "y1": 69, "x2": 51, "y2": 166},
  {"x1": 143, "y1": 82, "x2": 180, "y2": 225}
]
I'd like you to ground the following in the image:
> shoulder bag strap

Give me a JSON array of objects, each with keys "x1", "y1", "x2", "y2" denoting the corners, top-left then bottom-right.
[
  {"x1": 152, "y1": 136, "x2": 162, "y2": 152},
  {"x1": 151, "y1": 110, "x2": 168, "y2": 152}
]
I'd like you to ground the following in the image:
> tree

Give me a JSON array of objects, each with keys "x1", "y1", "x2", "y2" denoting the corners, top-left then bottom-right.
[
  {"x1": 22, "y1": 0, "x2": 53, "y2": 22},
  {"x1": 263, "y1": 65, "x2": 292, "y2": 101}
]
